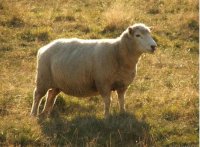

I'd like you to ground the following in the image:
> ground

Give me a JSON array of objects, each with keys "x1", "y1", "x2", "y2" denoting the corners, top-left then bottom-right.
[{"x1": 0, "y1": 0, "x2": 198, "y2": 146}]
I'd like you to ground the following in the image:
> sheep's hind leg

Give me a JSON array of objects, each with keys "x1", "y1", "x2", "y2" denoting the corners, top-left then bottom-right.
[
  {"x1": 31, "y1": 88, "x2": 47, "y2": 116},
  {"x1": 39, "y1": 88, "x2": 60, "y2": 118}
]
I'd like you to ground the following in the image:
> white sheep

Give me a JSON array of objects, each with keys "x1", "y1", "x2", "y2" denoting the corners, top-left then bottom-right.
[{"x1": 30, "y1": 23, "x2": 157, "y2": 118}]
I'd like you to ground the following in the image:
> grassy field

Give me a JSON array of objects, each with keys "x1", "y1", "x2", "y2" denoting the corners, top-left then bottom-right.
[{"x1": 0, "y1": 0, "x2": 198, "y2": 146}]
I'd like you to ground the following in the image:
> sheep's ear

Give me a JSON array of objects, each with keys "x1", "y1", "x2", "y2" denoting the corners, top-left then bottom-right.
[{"x1": 128, "y1": 27, "x2": 134, "y2": 35}]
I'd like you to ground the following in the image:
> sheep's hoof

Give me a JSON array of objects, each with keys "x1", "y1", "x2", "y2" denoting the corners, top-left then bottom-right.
[
  {"x1": 38, "y1": 112, "x2": 49, "y2": 119},
  {"x1": 104, "y1": 113, "x2": 110, "y2": 119},
  {"x1": 30, "y1": 112, "x2": 37, "y2": 117},
  {"x1": 119, "y1": 109, "x2": 126, "y2": 114}
]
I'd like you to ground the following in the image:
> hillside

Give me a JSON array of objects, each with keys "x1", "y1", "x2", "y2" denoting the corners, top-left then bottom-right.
[{"x1": 0, "y1": 0, "x2": 198, "y2": 146}]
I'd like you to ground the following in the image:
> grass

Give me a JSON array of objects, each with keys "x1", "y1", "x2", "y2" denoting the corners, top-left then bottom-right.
[{"x1": 0, "y1": 0, "x2": 198, "y2": 146}]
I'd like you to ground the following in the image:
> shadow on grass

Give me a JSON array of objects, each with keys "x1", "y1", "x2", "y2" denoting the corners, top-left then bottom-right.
[{"x1": 38, "y1": 97, "x2": 152, "y2": 146}]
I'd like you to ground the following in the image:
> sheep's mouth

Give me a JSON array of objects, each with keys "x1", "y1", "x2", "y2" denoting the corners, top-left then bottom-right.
[
  {"x1": 149, "y1": 46, "x2": 156, "y2": 53},
  {"x1": 151, "y1": 46, "x2": 156, "y2": 53},
  {"x1": 147, "y1": 48, "x2": 156, "y2": 54},
  {"x1": 151, "y1": 48, "x2": 156, "y2": 53}
]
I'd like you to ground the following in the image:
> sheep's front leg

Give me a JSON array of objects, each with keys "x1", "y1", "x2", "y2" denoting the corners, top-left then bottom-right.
[
  {"x1": 117, "y1": 89, "x2": 126, "y2": 113},
  {"x1": 103, "y1": 93, "x2": 111, "y2": 118},
  {"x1": 98, "y1": 85, "x2": 111, "y2": 117}
]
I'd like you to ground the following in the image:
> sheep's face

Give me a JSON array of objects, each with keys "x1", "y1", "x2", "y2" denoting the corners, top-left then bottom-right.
[{"x1": 128, "y1": 24, "x2": 157, "y2": 53}]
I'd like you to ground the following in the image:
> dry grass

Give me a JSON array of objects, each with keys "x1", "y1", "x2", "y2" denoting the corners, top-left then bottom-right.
[
  {"x1": 102, "y1": 1, "x2": 132, "y2": 33},
  {"x1": 0, "y1": 0, "x2": 198, "y2": 146}
]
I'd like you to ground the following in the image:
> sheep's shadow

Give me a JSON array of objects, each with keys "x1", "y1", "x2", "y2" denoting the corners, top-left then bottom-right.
[{"x1": 38, "y1": 97, "x2": 152, "y2": 146}]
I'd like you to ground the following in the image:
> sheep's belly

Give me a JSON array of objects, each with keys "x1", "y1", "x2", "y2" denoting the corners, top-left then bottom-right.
[{"x1": 60, "y1": 84, "x2": 99, "y2": 97}]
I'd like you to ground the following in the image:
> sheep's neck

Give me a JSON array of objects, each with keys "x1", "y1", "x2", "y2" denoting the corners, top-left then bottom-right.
[{"x1": 117, "y1": 40, "x2": 142, "y2": 71}]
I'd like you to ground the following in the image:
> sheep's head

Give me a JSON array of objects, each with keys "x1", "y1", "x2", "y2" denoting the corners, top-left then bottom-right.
[{"x1": 127, "y1": 23, "x2": 157, "y2": 53}]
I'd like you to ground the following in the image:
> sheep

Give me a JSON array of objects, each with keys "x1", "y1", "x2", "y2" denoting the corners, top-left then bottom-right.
[{"x1": 30, "y1": 23, "x2": 157, "y2": 118}]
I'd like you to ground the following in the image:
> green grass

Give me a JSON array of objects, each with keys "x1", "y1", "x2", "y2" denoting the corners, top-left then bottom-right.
[{"x1": 0, "y1": 0, "x2": 198, "y2": 146}]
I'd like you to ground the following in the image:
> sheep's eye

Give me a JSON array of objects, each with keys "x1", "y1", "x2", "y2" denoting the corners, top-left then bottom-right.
[{"x1": 136, "y1": 34, "x2": 141, "y2": 37}]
